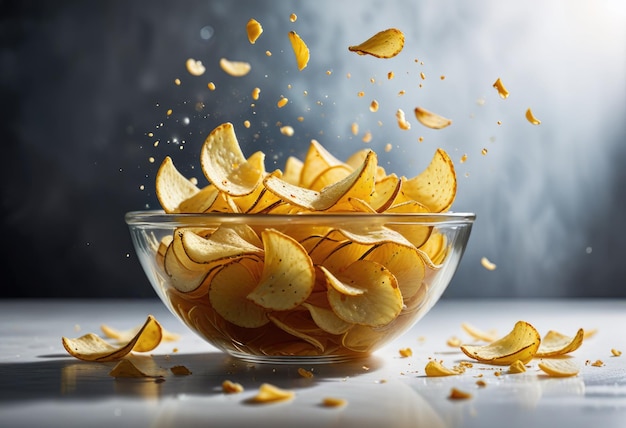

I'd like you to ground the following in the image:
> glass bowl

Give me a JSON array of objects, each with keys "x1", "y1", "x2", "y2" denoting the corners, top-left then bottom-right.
[{"x1": 126, "y1": 211, "x2": 474, "y2": 363}]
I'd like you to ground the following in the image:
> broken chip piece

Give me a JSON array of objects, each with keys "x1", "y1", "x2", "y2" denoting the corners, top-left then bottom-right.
[
  {"x1": 222, "y1": 380, "x2": 244, "y2": 393},
  {"x1": 288, "y1": 30, "x2": 310, "y2": 70},
  {"x1": 525, "y1": 108, "x2": 541, "y2": 125},
  {"x1": 536, "y1": 328, "x2": 584, "y2": 358},
  {"x1": 219, "y1": 58, "x2": 252, "y2": 77},
  {"x1": 251, "y1": 383, "x2": 295, "y2": 403},
  {"x1": 246, "y1": 18, "x2": 263, "y2": 44},
  {"x1": 492, "y1": 77, "x2": 509, "y2": 99},
  {"x1": 508, "y1": 360, "x2": 527, "y2": 374},
  {"x1": 414, "y1": 107, "x2": 452, "y2": 129},
  {"x1": 348, "y1": 28, "x2": 405, "y2": 58},
  {"x1": 425, "y1": 360, "x2": 459, "y2": 377},
  {"x1": 538, "y1": 359, "x2": 580, "y2": 377},
  {"x1": 109, "y1": 359, "x2": 155, "y2": 378},
  {"x1": 448, "y1": 387, "x2": 472, "y2": 400}
]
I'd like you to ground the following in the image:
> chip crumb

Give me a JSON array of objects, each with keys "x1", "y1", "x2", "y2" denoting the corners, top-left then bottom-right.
[
  {"x1": 170, "y1": 365, "x2": 192, "y2": 376},
  {"x1": 222, "y1": 380, "x2": 244, "y2": 394},
  {"x1": 481, "y1": 148, "x2": 488, "y2": 156},
  {"x1": 611, "y1": 349, "x2": 622, "y2": 357},
  {"x1": 243, "y1": 120, "x2": 251, "y2": 128},
  {"x1": 387, "y1": 71, "x2": 394, "y2": 80},
  {"x1": 492, "y1": 77, "x2": 509, "y2": 99},
  {"x1": 185, "y1": 58, "x2": 206, "y2": 76},
  {"x1": 277, "y1": 96, "x2": 289, "y2": 108},
  {"x1": 207, "y1": 82, "x2": 216, "y2": 91},
  {"x1": 362, "y1": 131, "x2": 372, "y2": 143},
  {"x1": 219, "y1": 58, "x2": 252, "y2": 77},
  {"x1": 252, "y1": 87, "x2": 261, "y2": 100},
  {"x1": 591, "y1": 359, "x2": 605, "y2": 367},
  {"x1": 351, "y1": 122, "x2": 359, "y2": 135},
  {"x1": 420, "y1": 72, "x2": 426, "y2": 80},
  {"x1": 251, "y1": 383, "x2": 295, "y2": 403},
  {"x1": 508, "y1": 360, "x2": 526, "y2": 374},
  {"x1": 362, "y1": 365, "x2": 370, "y2": 371},
  {"x1": 384, "y1": 143, "x2": 393, "y2": 153},
  {"x1": 399, "y1": 347, "x2": 413, "y2": 358},
  {"x1": 395, "y1": 109, "x2": 411, "y2": 130},
  {"x1": 289, "y1": 13, "x2": 297, "y2": 22},
  {"x1": 297, "y1": 367, "x2": 314, "y2": 378},
  {"x1": 322, "y1": 397, "x2": 347, "y2": 407},
  {"x1": 174, "y1": 78, "x2": 181, "y2": 86},
  {"x1": 448, "y1": 387, "x2": 472, "y2": 400},
  {"x1": 476, "y1": 380, "x2": 487, "y2": 387},
  {"x1": 280, "y1": 125, "x2": 295, "y2": 136},
  {"x1": 246, "y1": 18, "x2": 263, "y2": 44},
  {"x1": 369, "y1": 100, "x2": 379, "y2": 112},
  {"x1": 425, "y1": 360, "x2": 459, "y2": 377},
  {"x1": 480, "y1": 257, "x2": 497, "y2": 271},
  {"x1": 265, "y1": 50, "x2": 272, "y2": 56},
  {"x1": 447, "y1": 336, "x2": 462, "y2": 347},
  {"x1": 460, "y1": 154, "x2": 468, "y2": 163}
]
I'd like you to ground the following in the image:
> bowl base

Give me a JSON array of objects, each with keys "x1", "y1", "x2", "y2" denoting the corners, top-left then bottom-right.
[{"x1": 227, "y1": 350, "x2": 367, "y2": 365}]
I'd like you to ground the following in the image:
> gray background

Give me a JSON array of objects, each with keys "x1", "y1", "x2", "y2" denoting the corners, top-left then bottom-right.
[{"x1": 2, "y1": 0, "x2": 625, "y2": 298}]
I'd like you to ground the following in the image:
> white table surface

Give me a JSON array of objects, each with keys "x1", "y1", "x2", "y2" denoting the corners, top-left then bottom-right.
[{"x1": 1, "y1": 299, "x2": 625, "y2": 428}]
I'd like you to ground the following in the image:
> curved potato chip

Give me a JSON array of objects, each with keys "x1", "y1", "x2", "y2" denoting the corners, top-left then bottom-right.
[
  {"x1": 282, "y1": 156, "x2": 303, "y2": 185},
  {"x1": 62, "y1": 315, "x2": 163, "y2": 362},
  {"x1": 246, "y1": 18, "x2": 263, "y2": 44},
  {"x1": 302, "y1": 302, "x2": 353, "y2": 335},
  {"x1": 341, "y1": 324, "x2": 385, "y2": 352},
  {"x1": 348, "y1": 28, "x2": 405, "y2": 59},
  {"x1": 176, "y1": 185, "x2": 220, "y2": 213},
  {"x1": 247, "y1": 229, "x2": 315, "y2": 310},
  {"x1": 370, "y1": 174, "x2": 402, "y2": 212},
  {"x1": 233, "y1": 171, "x2": 283, "y2": 213},
  {"x1": 309, "y1": 164, "x2": 354, "y2": 191},
  {"x1": 183, "y1": 226, "x2": 263, "y2": 264},
  {"x1": 538, "y1": 359, "x2": 579, "y2": 377},
  {"x1": 268, "y1": 311, "x2": 325, "y2": 352},
  {"x1": 164, "y1": 241, "x2": 212, "y2": 293},
  {"x1": 461, "y1": 322, "x2": 498, "y2": 342},
  {"x1": 219, "y1": 58, "x2": 251, "y2": 77},
  {"x1": 299, "y1": 139, "x2": 345, "y2": 188},
  {"x1": 363, "y1": 242, "x2": 425, "y2": 300},
  {"x1": 209, "y1": 261, "x2": 269, "y2": 328},
  {"x1": 288, "y1": 30, "x2": 310, "y2": 71},
  {"x1": 425, "y1": 360, "x2": 459, "y2": 377},
  {"x1": 419, "y1": 231, "x2": 449, "y2": 265},
  {"x1": 109, "y1": 359, "x2": 155, "y2": 378},
  {"x1": 536, "y1": 328, "x2": 584, "y2": 358},
  {"x1": 460, "y1": 321, "x2": 541, "y2": 365},
  {"x1": 156, "y1": 156, "x2": 200, "y2": 213},
  {"x1": 101, "y1": 323, "x2": 179, "y2": 343},
  {"x1": 327, "y1": 260, "x2": 402, "y2": 327},
  {"x1": 319, "y1": 265, "x2": 365, "y2": 296},
  {"x1": 414, "y1": 107, "x2": 452, "y2": 129},
  {"x1": 402, "y1": 148, "x2": 456, "y2": 213},
  {"x1": 525, "y1": 108, "x2": 541, "y2": 125},
  {"x1": 492, "y1": 77, "x2": 509, "y2": 99},
  {"x1": 200, "y1": 123, "x2": 265, "y2": 196}
]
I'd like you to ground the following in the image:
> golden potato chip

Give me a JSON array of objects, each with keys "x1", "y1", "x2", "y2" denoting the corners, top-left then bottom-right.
[
  {"x1": 461, "y1": 322, "x2": 498, "y2": 342},
  {"x1": 309, "y1": 165, "x2": 354, "y2": 191},
  {"x1": 414, "y1": 107, "x2": 452, "y2": 129},
  {"x1": 492, "y1": 77, "x2": 509, "y2": 99},
  {"x1": 460, "y1": 321, "x2": 541, "y2": 365},
  {"x1": 109, "y1": 359, "x2": 154, "y2": 378},
  {"x1": 348, "y1": 28, "x2": 405, "y2": 59},
  {"x1": 299, "y1": 139, "x2": 345, "y2": 188},
  {"x1": 363, "y1": 242, "x2": 425, "y2": 300},
  {"x1": 538, "y1": 359, "x2": 579, "y2": 377},
  {"x1": 209, "y1": 261, "x2": 269, "y2": 328},
  {"x1": 222, "y1": 379, "x2": 244, "y2": 393},
  {"x1": 611, "y1": 349, "x2": 622, "y2": 357},
  {"x1": 401, "y1": 148, "x2": 456, "y2": 213},
  {"x1": 247, "y1": 229, "x2": 315, "y2": 310},
  {"x1": 268, "y1": 312, "x2": 325, "y2": 352},
  {"x1": 219, "y1": 58, "x2": 251, "y2": 77},
  {"x1": 326, "y1": 260, "x2": 402, "y2": 327},
  {"x1": 288, "y1": 30, "x2": 310, "y2": 71},
  {"x1": 302, "y1": 302, "x2": 353, "y2": 335},
  {"x1": 182, "y1": 226, "x2": 263, "y2": 264},
  {"x1": 101, "y1": 322, "x2": 179, "y2": 343},
  {"x1": 297, "y1": 367, "x2": 314, "y2": 378},
  {"x1": 200, "y1": 122, "x2": 265, "y2": 196},
  {"x1": 163, "y1": 239, "x2": 213, "y2": 293},
  {"x1": 185, "y1": 58, "x2": 206, "y2": 76},
  {"x1": 398, "y1": 347, "x2": 413, "y2": 357},
  {"x1": 62, "y1": 315, "x2": 163, "y2": 362},
  {"x1": 425, "y1": 360, "x2": 459, "y2": 377},
  {"x1": 525, "y1": 108, "x2": 541, "y2": 125},
  {"x1": 369, "y1": 174, "x2": 402, "y2": 212},
  {"x1": 282, "y1": 156, "x2": 303, "y2": 185},
  {"x1": 251, "y1": 383, "x2": 295, "y2": 403},
  {"x1": 176, "y1": 185, "x2": 220, "y2": 213},
  {"x1": 508, "y1": 360, "x2": 527, "y2": 374},
  {"x1": 480, "y1": 256, "x2": 497, "y2": 271},
  {"x1": 395, "y1": 108, "x2": 411, "y2": 130},
  {"x1": 448, "y1": 387, "x2": 472, "y2": 400},
  {"x1": 536, "y1": 328, "x2": 584, "y2": 358},
  {"x1": 246, "y1": 18, "x2": 263, "y2": 44},
  {"x1": 155, "y1": 157, "x2": 200, "y2": 213}
]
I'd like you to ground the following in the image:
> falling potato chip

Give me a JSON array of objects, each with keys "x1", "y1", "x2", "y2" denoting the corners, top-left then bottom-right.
[
  {"x1": 209, "y1": 260, "x2": 269, "y2": 328},
  {"x1": 425, "y1": 360, "x2": 459, "y2": 377},
  {"x1": 395, "y1": 108, "x2": 411, "y2": 130},
  {"x1": 219, "y1": 58, "x2": 252, "y2": 77},
  {"x1": 247, "y1": 229, "x2": 315, "y2": 310},
  {"x1": 492, "y1": 77, "x2": 509, "y2": 99},
  {"x1": 536, "y1": 328, "x2": 584, "y2": 358},
  {"x1": 460, "y1": 321, "x2": 541, "y2": 365},
  {"x1": 480, "y1": 257, "x2": 497, "y2": 271},
  {"x1": 185, "y1": 58, "x2": 206, "y2": 76},
  {"x1": 62, "y1": 315, "x2": 163, "y2": 362},
  {"x1": 348, "y1": 28, "x2": 405, "y2": 59},
  {"x1": 414, "y1": 107, "x2": 452, "y2": 129},
  {"x1": 508, "y1": 360, "x2": 527, "y2": 374},
  {"x1": 109, "y1": 359, "x2": 154, "y2": 378},
  {"x1": 288, "y1": 30, "x2": 310, "y2": 70},
  {"x1": 538, "y1": 359, "x2": 580, "y2": 377},
  {"x1": 251, "y1": 383, "x2": 295, "y2": 403},
  {"x1": 402, "y1": 148, "x2": 456, "y2": 213},
  {"x1": 325, "y1": 260, "x2": 402, "y2": 327},
  {"x1": 155, "y1": 157, "x2": 200, "y2": 213},
  {"x1": 525, "y1": 108, "x2": 541, "y2": 125},
  {"x1": 200, "y1": 122, "x2": 265, "y2": 196},
  {"x1": 246, "y1": 18, "x2": 263, "y2": 44}
]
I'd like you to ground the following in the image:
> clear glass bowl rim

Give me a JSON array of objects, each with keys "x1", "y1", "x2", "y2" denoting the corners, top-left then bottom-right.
[{"x1": 125, "y1": 210, "x2": 475, "y2": 227}]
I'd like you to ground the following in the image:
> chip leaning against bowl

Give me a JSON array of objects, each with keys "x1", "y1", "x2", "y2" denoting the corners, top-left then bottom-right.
[{"x1": 126, "y1": 122, "x2": 474, "y2": 363}]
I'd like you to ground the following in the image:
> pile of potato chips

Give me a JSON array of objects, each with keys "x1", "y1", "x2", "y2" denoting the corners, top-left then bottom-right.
[{"x1": 150, "y1": 121, "x2": 459, "y2": 358}]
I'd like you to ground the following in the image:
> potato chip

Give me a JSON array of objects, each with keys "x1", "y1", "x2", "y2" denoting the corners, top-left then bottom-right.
[
  {"x1": 395, "y1": 108, "x2": 411, "y2": 130},
  {"x1": 425, "y1": 360, "x2": 459, "y2": 377},
  {"x1": 612, "y1": 349, "x2": 622, "y2": 357},
  {"x1": 326, "y1": 260, "x2": 402, "y2": 327},
  {"x1": 299, "y1": 139, "x2": 345, "y2": 188},
  {"x1": 538, "y1": 359, "x2": 579, "y2": 377},
  {"x1": 109, "y1": 359, "x2": 154, "y2": 378},
  {"x1": 302, "y1": 302, "x2": 353, "y2": 335},
  {"x1": 176, "y1": 185, "x2": 220, "y2": 213},
  {"x1": 309, "y1": 165, "x2": 354, "y2": 191},
  {"x1": 62, "y1": 315, "x2": 163, "y2": 362},
  {"x1": 183, "y1": 226, "x2": 263, "y2": 264},
  {"x1": 163, "y1": 240, "x2": 213, "y2": 293},
  {"x1": 288, "y1": 30, "x2": 310, "y2": 70},
  {"x1": 200, "y1": 122, "x2": 265, "y2": 196},
  {"x1": 209, "y1": 261, "x2": 269, "y2": 328},
  {"x1": 480, "y1": 256, "x2": 497, "y2": 271},
  {"x1": 246, "y1": 18, "x2": 263, "y2": 44},
  {"x1": 525, "y1": 108, "x2": 541, "y2": 125},
  {"x1": 536, "y1": 328, "x2": 584, "y2": 358},
  {"x1": 414, "y1": 107, "x2": 452, "y2": 129},
  {"x1": 461, "y1": 323, "x2": 498, "y2": 342},
  {"x1": 399, "y1": 347, "x2": 413, "y2": 357},
  {"x1": 508, "y1": 360, "x2": 527, "y2": 374},
  {"x1": 492, "y1": 77, "x2": 509, "y2": 99},
  {"x1": 251, "y1": 383, "x2": 295, "y2": 403},
  {"x1": 348, "y1": 28, "x2": 405, "y2": 59},
  {"x1": 222, "y1": 380, "x2": 244, "y2": 393},
  {"x1": 185, "y1": 58, "x2": 206, "y2": 76},
  {"x1": 155, "y1": 157, "x2": 200, "y2": 213},
  {"x1": 219, "y1": 58, "x2": 251, "y2": 77},
  {"x1": 402, "y1": 148, "x2": 456, "y2": 213},
  {"x1": 247, "y1": 229, "x2": 315, "y2": 310},
  {"x1": 101, "y1": 322, "x2": 179, "y2": 343},
  {"x1": 268, "y1": 312, "x2": 325, "y2": 352},
  {"x1": 362, "y1": 242, "x2": 425, "y2": 299},
  {"x1": 460, "y1": 321, "x2": 541, "y2": 365},
  {"x1": 448, "y1": 387, "x2": 472, "y2": 400}
]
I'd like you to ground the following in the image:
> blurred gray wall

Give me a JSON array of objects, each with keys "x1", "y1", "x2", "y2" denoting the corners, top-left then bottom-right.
[{"x1": 1, "y1": 0, "x2": 625, "y2": 298}]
